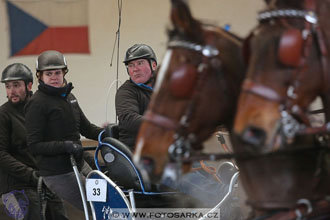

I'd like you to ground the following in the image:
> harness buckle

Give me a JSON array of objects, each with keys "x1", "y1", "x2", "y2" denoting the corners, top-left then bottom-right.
[
  {"x1": 295, "y1": 198, "x2": 313, "y2": 220},
  {"x1": 304, "y1": 11, "x2": 318, "y2": 24},
  {"x1": 280, "y1": 110, "x2": 302, "y2": 139},
  {"x1": 168, "y1": 136, "x2": 191, "y2": 162},
  {"x1": 287, "y1": 85, "x2": 297, "y2": 99},
  {"x1": 202, "y1": 45, "x2": 219, "y2": 57}
]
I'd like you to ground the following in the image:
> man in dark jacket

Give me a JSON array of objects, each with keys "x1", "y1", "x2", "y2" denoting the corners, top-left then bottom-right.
[
  {"x1": 0, "y1": 63, "x2": 68, "y2": 220},
  {"x1": 115, "y1": 44, "x2": 157, "y2": 150}
]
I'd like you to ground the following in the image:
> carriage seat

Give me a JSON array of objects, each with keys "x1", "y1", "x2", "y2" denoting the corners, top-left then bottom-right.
[
  {"x1": 217, "y1": 162, "x2": 239, "y2": 185},
  {"x1": 100, "y1": 137, "x2": 151, "y2": 192},
  {"x1": 103, "y1": 123, "x2": 119, "y2": 140}
]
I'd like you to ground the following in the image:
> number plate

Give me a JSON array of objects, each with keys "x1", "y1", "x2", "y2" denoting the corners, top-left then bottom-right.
[{"x1": 86, "y1": 178, "x2": 107, "y2": 202}]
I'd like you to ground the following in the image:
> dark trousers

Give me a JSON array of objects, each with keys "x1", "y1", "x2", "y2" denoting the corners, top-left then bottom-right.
[
  {"x1": 43, "y1": 162, "x2": 92, "y2": 213},
  {"x1": 43, "y1": 172, "x2": 87, "y2": 212},
  {"x1": 1, "y1": 188, "x2": 68, "y2": 220}
]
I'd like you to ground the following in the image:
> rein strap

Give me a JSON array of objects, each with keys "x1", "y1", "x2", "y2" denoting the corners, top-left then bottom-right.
[
  {"x1": 143, "y1": 110, "x2": 178, "y2": 130},
  {"x1": 243, "y1": 79, "x2": 282, "y2": 102}
]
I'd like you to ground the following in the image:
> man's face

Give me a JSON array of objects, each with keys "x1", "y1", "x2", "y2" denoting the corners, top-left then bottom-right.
[
  {"x1": 5, "y1": 80, "x2": 28, "y2": 104},
  {"x1": 127, "y1": 59, "x2": 155, "y2": 84},
  {"x1": 41, "y1": 69, "x2": 64, "y2": 88}
]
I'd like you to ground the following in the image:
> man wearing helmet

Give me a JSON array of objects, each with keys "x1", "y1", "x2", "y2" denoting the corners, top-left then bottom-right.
[
  {"x1": 0, "y1": 63, "x2": 68, "y2": 219},
  {"x1": 115, "y1": 44, "x2": 157, "y2": 150},
  {"x1": 25, "y1": 50, "x2": 102, "y2": 212}
]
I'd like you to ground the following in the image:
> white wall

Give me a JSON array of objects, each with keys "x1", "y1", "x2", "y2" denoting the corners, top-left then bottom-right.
[{"x1": 0, "y1": 0, "x2": 265, "y2": 127}]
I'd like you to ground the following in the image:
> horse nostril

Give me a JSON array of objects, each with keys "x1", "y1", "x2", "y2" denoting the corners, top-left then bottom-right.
[{"x1": 241, "y1": 126, "x2": 266, "y2": 147}]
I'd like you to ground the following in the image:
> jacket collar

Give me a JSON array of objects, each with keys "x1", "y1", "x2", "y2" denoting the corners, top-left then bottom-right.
[
  {"x1": 38, "y1": 80, "x2": 73, "y2": 98},
  {"x1": 130, "y1": 79, "x2": 153, "y2": 91}
]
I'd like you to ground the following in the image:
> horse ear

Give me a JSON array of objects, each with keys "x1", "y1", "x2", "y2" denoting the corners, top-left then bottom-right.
[{"x1": 170, "y1": 0, "x2": 198, "y2": 35}]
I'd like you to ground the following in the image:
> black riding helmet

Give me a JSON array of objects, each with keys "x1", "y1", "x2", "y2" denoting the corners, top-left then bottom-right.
[
  {"x1": 36, "y1": 50, "x2": 68, "y2": 74},
  {"x1": 123, "y1": 44, "x2": 157, "y2": 83},
  {"x1": 124, "y1": 43, "x2": 157, "y2": 71},
  {"x1": 1, "y1": 63, "x2": 33, "y2": 84},
  {"x1": 123, "y1": 44, "x2": 157, "y2": 65}
]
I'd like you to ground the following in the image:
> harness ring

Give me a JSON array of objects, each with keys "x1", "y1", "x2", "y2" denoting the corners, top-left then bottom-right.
[{"x1": 295, "y1": 198, "x2": 313, "y2": 219}]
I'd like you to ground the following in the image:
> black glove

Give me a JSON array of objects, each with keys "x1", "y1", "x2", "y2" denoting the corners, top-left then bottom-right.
[
  {"x1": 30, "y1": 170, "x2": 40, "y2": 187},
  {"x1": 65, "y1": 141, "x2": 83, "y2": 162}
]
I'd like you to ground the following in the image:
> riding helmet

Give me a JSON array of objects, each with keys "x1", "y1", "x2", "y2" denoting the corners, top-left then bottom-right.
[
  {"x1": 36, "y1": 50, "x2": 68, "y2": 73},
  {"x1": 1, "y1": 63, "x2": 33, "y2": 84},
  {"x1": 123, "y1": 44, "x2": 157, "y2": 65}
]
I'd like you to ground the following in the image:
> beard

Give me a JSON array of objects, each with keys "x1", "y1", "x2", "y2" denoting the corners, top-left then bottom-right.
[{"x1": 8, "y1": 96, "x2": 27, "y2": 106}]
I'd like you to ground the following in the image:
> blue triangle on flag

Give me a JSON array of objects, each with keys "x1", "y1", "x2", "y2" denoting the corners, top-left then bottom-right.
[{"x1": 6, "y1": 0, "x2": 48, "y2": 56}]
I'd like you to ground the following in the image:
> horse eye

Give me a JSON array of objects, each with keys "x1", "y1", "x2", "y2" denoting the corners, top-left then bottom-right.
[{"x1": 169, "y1": 64, "x2": 198, "y2": 98}]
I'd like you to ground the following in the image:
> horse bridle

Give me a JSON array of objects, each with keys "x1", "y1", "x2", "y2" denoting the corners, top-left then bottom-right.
[
  {"x1": 143, "y1": 39, "x2": 220, "y2": 161},
  {"x1": 243, "y1": 3, "x2": 330, "y2": 144},
  {"x1": 242, "y1": 3, "x2": 330, "y2": 218}
]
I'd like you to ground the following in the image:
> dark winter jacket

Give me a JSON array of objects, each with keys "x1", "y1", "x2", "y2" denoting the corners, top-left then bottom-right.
[
  {"x1": 25, "y1": 81, "x2": 102, "y2": 176},
  {"x1": 115, "y1": 80, "x2": 152, "y2": 150},
  {"x1": 0, "y1": 100, "x2": 37, "y2": 195}
]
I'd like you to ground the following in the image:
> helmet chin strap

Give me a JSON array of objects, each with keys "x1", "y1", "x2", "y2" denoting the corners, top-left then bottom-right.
[
  {"x1": 144, "y1": 73, "x2": 155, "y2": 86},
  {"x1": 24, "y1": 81, "x2": 32, "y2": 99},
  {"x1": 146, "y1": 59, "x2": 156, "y2": 85}
]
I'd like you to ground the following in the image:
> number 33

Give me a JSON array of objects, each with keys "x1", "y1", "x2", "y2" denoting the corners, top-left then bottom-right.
[{"x1": 93, "y1": 188, "x2": 100, "y2": 196}]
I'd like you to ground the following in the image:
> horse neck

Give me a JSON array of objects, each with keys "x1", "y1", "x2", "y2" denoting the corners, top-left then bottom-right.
[
  {"x1": 316, "y1": 0, "x2": 330, "y2": 51},
  {"x1": 218, "y1": 38, "x2": 245, "y2": 129},
  {"x1": 224, "y1": 34, "x2": 246, "y2": 123},
  {"x1": 316, "y1": 0, "x2": 330, "y2": 122},
  {"x1": 215, "y1": 28, "x2": 245, "y2": 87},
  {"x1": 265, "y1": 0, "x2": 304, "y2": 9}
]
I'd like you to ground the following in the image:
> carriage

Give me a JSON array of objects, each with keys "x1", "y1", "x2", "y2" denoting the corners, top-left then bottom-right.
[{"x1": 72, "y1": 125, "x2": 240, "y2": 220}]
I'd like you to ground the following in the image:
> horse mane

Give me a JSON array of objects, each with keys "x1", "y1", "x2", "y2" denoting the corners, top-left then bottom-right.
[
  {"x1": 204, "y1": 24, "x2": 243, "y2": 46},
  {"x1": 317, "y1": 1, "x2": 330, "y2": 55},
  {"x1": 167, "y1": 22, "x2": 242, "y2": 47},
  {"x1": 167, "y1": 23, "x2": 204, "y2": 44},
  {"x1": 264, "y1": 0, "x2": 304, "y2": 9}
]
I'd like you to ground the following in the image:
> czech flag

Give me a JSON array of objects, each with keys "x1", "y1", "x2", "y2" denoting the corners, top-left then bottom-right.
[{"x1": 6, "y1": 0, "x2": 90, "y2": 57}]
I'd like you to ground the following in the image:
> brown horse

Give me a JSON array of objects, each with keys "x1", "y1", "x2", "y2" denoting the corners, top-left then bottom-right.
[
  {"x1": 133, "y1": 0, "x2": 245, "y2": 178},
  {"x1": 233, "y1": 0, "x2": 330, "y2": 219}
]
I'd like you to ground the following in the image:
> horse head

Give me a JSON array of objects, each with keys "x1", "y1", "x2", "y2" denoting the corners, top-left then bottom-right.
[
  {"x1": 234, "y1": 1, "x2": 329, "y2": 151},
  {"x1": 133, "y1": 0, "x2": 245, "y2": 180},
  {"x1": 232, "y1": 0, "x2": 330, "y2": 215}
]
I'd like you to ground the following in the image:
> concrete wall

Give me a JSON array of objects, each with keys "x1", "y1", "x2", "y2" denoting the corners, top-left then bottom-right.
[{"x1": 0, "y1": 0, "x2": 265, "y2": 129}]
